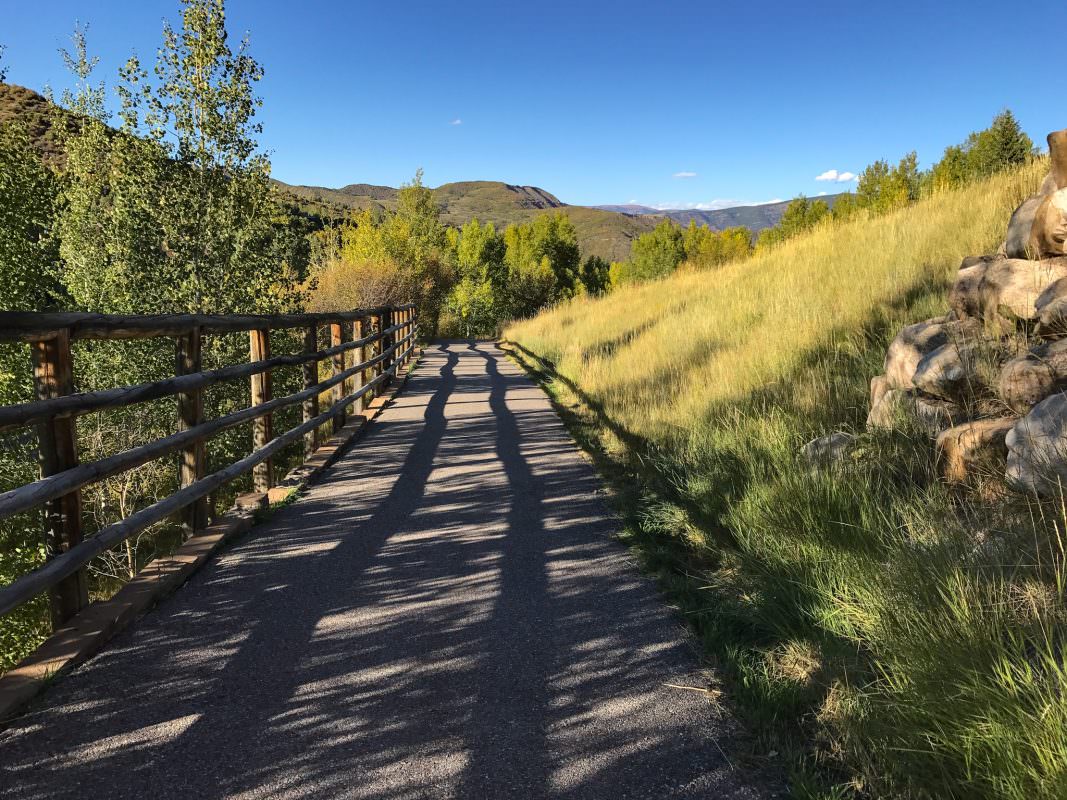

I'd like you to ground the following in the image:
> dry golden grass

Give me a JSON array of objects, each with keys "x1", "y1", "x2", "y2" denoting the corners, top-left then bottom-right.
[{"x1": 507, "y1": 161, "x2": 1045, "y2": 444}]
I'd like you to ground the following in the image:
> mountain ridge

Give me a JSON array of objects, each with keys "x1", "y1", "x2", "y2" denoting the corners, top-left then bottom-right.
[{"x1": 594, "y1": 195, "x2": 845, "y2": 231}]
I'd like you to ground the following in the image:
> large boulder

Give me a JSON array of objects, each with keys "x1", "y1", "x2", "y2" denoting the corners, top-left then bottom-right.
[
  {"x1": 948, "y1": 256, "x2": 999, "y2": 319},
  {"x1": 1005, "y1": 131, "x2": 1067, "y2": 260},
  {"x1": 979, "y1": 257, "x2": 1067, "y2": 322},
  {"x1": 867, "y1": 388, "x2": 963, "y2": 436},
  {"x1": 883, "y1": 317, "x2": 981, "y2": 390},
  {"x1": 936, "y1": 417, "x2": 1015, "y2": 483},
  {"x1": 1033, "y1": 276, "x2": 1067, "y2": 337},
  {"x1": 1049, "y1": 133, "x2": 1067, "y2": 193},
  {"x1": 998, "y1": 338, "x2": 1067, "y2": 413},
  {"x1": 1006, "y1": 392, "x2": 1067, "y2": 495},
  {"x1": 912, "y1": 339, "x2": 981, "y2": 400},
  {"x1": 1005, "y1": 197, "x2": 1046, "y2": 259},
  {"x1": 1036, "y1": 296, "x2": 1067, "y2": 338},
  {"x1": 1032, "y1": 190, "x2": 1067, "y2": 258}
]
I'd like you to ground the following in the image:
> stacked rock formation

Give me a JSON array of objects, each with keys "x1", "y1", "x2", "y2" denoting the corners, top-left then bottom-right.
[{"x1": 867, "y1": 128, "x2": 1067, "y2": 495}]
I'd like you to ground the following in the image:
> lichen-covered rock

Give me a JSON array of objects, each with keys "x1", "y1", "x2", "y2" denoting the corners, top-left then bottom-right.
[
  {"x1": 800, "y1": 432, "x2": 855, "y2": 468},
  {"x1": 979, "y1": 257, "x2": 1067, "y2": 321},
  {"x1": 936, "y1": 417, "x2": 1015, "y2": 483},
  {"x1": 912, "y1": 339, "x2": 981, "y2": 400},
  {"x1": 867, "y1": 388, "x2": 963, "y2": 435},
  {"x1": 1005, "y1": 392, "x2": 1067, "y2": 495},
  {"x1": 883, "y1": 317, "x2": 981, "y2": 390},
  {"x1": 998, "y1": 338, "x2": 1067, "y2": 413}
]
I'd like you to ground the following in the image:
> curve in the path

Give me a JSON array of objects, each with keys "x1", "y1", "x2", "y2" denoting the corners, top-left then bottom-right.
[{"x1": 0, "y1": 341, "x2": 769, "y2": 799}]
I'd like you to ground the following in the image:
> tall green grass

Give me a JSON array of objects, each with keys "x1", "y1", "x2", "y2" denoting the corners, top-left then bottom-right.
[{"x1": 505, "y1": 161, "x2": 1067, "y2": 798}]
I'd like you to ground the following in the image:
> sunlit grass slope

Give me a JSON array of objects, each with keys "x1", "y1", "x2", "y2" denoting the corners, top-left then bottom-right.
[
  {"x1": 510, "y1": 162, "x2": 1041, "y2": 443},
  {"x1": 506, "y1": 160, "x2": 1067, "y2": 799}
]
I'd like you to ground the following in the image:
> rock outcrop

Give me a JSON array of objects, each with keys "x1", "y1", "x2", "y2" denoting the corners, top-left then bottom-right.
[
  {"x1": 866, "y1": 127, "x2": 1067, "y2": 496},
  {"x1": 997, "y1": 338, "x2": 1067, "y2": 413}
]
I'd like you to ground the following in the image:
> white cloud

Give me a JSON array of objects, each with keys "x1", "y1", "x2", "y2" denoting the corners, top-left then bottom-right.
[
  {"x1": 672, "y1": 171, "x2": 697, "y2": 179},
  {"x1": 816, "y1": 169, "x2": 858, "y2": 182},
  {"x1": 449, "y1": 118, "x2": 462, "y2": 126},
  {"x1": 817, "y1": 191, "x2": 828, "y2": 196}
]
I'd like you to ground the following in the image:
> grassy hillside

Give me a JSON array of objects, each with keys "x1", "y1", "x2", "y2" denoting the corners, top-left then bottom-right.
[{"x1": 505, "y1": 161, "x2": 1067, "y2": 799}]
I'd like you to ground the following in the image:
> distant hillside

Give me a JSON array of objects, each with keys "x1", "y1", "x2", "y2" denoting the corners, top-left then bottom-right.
[
  {"x1": 593, "y1": 195, "x2": 845, "y2": 232},
  {"x1": 274, "y1": 178, "x2": 654, "y2": 262},
  {"x1": 2, "y1": 81, "x2": 653, "y2": 262},
  {"x1": 593, "y1": 204, "x2": 661, "y2": 215},
  {"x1": 0, "y1": 83, "x2": 78, "y2": 165}
]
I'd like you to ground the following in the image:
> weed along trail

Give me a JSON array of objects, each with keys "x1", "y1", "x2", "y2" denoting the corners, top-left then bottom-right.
[{"x1": 0, "y1": 341, "x2": 768, "y2": 800}]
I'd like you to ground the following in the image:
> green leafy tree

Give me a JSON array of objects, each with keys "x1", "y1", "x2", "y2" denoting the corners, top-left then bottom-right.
[
  {"x1": 930, "y1": 144, "x2": 970, "y2": 192},
  {"x1": 830, "y1": 191, "x2": 861, "y2": 222},
  {"x1": 444, "y1": 218, "x2": 507, "y2": 334},
  {"x1": 628, "y1": 219, "x2": 685, "y2": 281},
  {"x1": 57, "y1": 6, "x2": 300, "y2": 315},
  {"x1": 682, "y1": 222, "x2": 752, "y2": 268},
  {"x1": 0, "y1": 123, "x2": 61, "y2": 315},
  {"x1": 49, "y1": 4, "x2": 305, "y2": 592},
  {"x1": 856, "y1": 154, "x2": 917, "y2": 214},
  {"x1": 756, "y1": 197, "x2": 829, "y2": 249},
  {"x1": 382, "y1": 169, "x2": 454, "y2": 334},
  {"x1": 501, "y1": 211, "x2": 582, "y2": 315},
  {"x1": 579, "y1": 254, "x2": 611, "y2": 295}
]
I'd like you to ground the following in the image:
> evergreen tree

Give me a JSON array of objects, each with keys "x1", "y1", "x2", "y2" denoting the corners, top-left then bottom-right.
[{"x1": 967, "y1": 110, "x2": 1033, "y2": 177}]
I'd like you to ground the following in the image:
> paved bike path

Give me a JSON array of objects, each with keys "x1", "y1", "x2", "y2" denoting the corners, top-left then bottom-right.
[{"x1": 0, "y1": 340, "x2": 767, "y2": 799}]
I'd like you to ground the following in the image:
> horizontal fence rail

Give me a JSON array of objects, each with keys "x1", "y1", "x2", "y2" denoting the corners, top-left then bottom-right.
[{"x1": 0, "y1": 304, "x2": 418, "y2": 627}]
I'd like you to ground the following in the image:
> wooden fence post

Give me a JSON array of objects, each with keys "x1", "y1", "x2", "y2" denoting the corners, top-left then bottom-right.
[
  {"x1": 405, "y1": 307, "x2": 413, "y2": 364},
  {"x1": 176, "y1": 327, "x2": 207, "y2": 532},
  {"x1": 383, "y1": 308, "x2": 394, "y2": 383},
  {"x1": 31, "y1": 328, "x2": 88, "y2": 628},
  {"x1": 353, "y1": 317, "x2": 366, "y2": 414},
  {"x1": 370, "y1": 312, "x2": 382, "y2": 389},
  {"x1": 302, "y1": 326, "x2": 319, "y2": 459},
  {"x1": 249, "y1": 329, "x2": 273, "y2": 492},
  {"x1": 330, "y1": 322, "x2": 346, "y2": 433}
]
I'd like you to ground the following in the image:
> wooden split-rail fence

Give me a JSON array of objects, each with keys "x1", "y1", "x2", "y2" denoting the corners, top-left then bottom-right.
[{"x1": 0, "y1": 304, "x2": 417, "y2": 634}]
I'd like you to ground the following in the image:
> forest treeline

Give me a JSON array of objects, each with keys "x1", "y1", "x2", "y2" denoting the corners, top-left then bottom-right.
[{"x1": 616, "y1": 109, "x2": 1037, "y2": 282}]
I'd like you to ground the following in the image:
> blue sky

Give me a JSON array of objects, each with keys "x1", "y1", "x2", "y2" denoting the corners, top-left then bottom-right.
[{"x1": 3, "y1": 0, "x2": 1066, "y2": 208}]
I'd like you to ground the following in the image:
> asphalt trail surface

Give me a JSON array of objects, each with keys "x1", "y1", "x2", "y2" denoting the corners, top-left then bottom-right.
[{"x1": 0, "y1": 340, "x2": 768, "y2": 799}]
